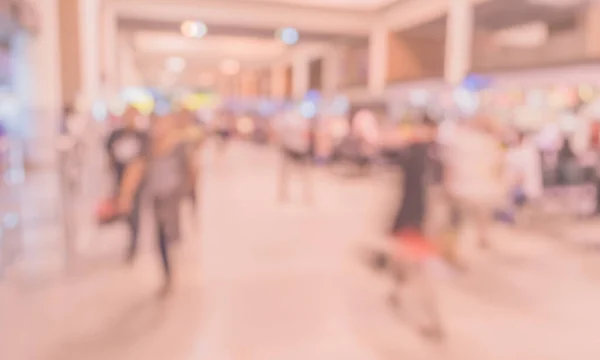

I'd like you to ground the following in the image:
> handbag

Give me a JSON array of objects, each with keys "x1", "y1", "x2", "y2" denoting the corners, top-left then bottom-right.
[
  {"x1": 95, "y1": 197, "x2": 121, "y2": 225},
  {"x1": 397, "y1": 228, "x2": 438, "y2": 262}
]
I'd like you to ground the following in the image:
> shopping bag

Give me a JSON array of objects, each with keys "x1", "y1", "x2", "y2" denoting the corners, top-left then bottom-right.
[
  {"x1": 397, "y1": 228, "x2": 438, "y2": 262},
  {"x1": 96, "y1": 198, "x2": 121, "y2": 225}
]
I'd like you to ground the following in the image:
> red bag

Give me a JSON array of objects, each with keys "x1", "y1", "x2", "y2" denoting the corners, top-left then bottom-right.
[
  {"x1": 396, "y1": 228, "x2": 438, "y2": 262},
  {"x1": 96, "y1": 198, "x2": 120, "y2": 225}
]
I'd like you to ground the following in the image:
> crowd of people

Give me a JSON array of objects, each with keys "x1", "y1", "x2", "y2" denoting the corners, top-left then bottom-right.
[{"x1": 56, "y1": 100, "x2": 600, "y2": 329}]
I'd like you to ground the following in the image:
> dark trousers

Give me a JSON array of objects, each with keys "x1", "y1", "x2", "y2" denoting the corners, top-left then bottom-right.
[
  {"x1": 127, "y1": 194, "x2": 171, "y2": 279},
  {"x1": 156, "y1": 220, "x2": 171, "y2": 278},
  {"x1": 127, "y1": 193, "x2": 142, "y2": 259}
]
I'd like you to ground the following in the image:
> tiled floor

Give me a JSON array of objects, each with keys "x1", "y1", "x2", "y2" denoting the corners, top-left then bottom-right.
[{"x1": 2, "y1": 141, "x2": 600, "y2": 360}]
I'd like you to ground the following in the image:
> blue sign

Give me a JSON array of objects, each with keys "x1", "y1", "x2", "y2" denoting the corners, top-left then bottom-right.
[{"x1": 462, "y1": 74, "x2": 492, "y2": 91}]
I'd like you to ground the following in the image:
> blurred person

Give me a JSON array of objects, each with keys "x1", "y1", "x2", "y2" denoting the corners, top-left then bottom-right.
[
  {"x1": 106, "y1": 106, "x2": 148, "y2": 196},
  {"x1": 215, "y1": 109, "x2": 233, "y2": 154},
  {"x1": 176, "y1": 109, "x2": 204, "y2": 212},
  {"x1": 383, "y1": 115, "x2": 442, "y2": 339},
  {"x1": 444, "y1": 115, "x2": 505, "y2": 252},
  {"x1": 58, "y1": 104, "x2": 88, "y2": 192},
  {"x1": 557, "y1": 137, "x2": 578, "y2": 185},
  {"x1": 387, "y1": 116, "x2": 438, "y2": 238},
  {"x1": 505, "y1": 132, "x2": 543, "y2": 220},
  {"x1": 277, "y1": 109, "x2": 313, "y2": 204},
  {"x1": 119, "y1": 113, "x2": 194, "y2": 295}
]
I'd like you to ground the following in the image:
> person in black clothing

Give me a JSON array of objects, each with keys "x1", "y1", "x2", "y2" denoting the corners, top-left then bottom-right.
[
  {"x1": 106, "y1": 106, "x2": 148, "y2": 262},
  {"x1": 381, "y1": 115, "x2": 444, "y2": 340},
  {"x1": 556, "y1": 137, "x2": 579, "y2": 186},
  {"x1": 106, "y1": 106, "x2": 149, "y2": 195},
  {"x1": 389, "y1": 117, "x2": 439, "y2": 235}
]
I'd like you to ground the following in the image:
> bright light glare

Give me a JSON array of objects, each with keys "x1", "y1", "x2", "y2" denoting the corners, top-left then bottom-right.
[
  {"x1": 166, "y1": 56, "x2": 186, "y2": 73},
  {"x1": 91, "y1": 101, "x2": 108, "y2": 122},
  {"x1": 108, "y1": 98, "x2": 126, "y2": 117},
  {"x1": 330, "y1": 95, "x2": 349, "y2": 114},
  {"x1": 181, "y1": 21, "x2": 208, "y2": 38},
  {"x1": 220, "y1": 59, "x2": 240, "y2": 75},
  {"x1": 278, "y1": 27, "x2": 299, "y2": 45},
  {"x1": 300, "y1": 101, "x2": 317, "y2": 119},
  {"x1": 454, "y1": 88, "x2": 479, "y2": 115}
]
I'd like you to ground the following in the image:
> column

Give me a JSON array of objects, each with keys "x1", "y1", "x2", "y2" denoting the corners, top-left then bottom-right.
[
  {"x1": 58, "y1": 0, "x2": 82, "y2": 108},
  {"x1": 270, "y1": 64, "x2": 286, "y2": 100},
  {"x1": 368, "y1": 26, "x2": 389, "y2": 96},
  {"x1": 15, "y1": 0, "x2": 62, "y2": 165},
  {"x1": 101, "y1": 0, "x2": 118, "y2": 94},
  {"x1": 444, "y1": 0, "x2": 474, "y2": 85},
  {"x1": 78, "y1": 0, "x2": 101, "y2": 111},
  {"x1": 583, "y1": 3, "x2": 600, "y2": 58},
  {"x1": 323, "y1": 45, "x2": 342, "y2": 97},
  {"x1": 292, "y1": 54, "x2": 309, "y2": 99}
]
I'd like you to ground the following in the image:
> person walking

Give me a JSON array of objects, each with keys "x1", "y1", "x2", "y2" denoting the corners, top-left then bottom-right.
[
  {"x1": 444, "y1": 115, "x2": 505, "y2": 252},
  {"x1": 106, "y1": 106, "x2": 148, "y2": 196},
  {"x1": 119, "y1": 113, "x2": 194, "y2": 295},
  {"x1": 383, "y1": 115, "x2": 443, "y2": 339},
  {"x1": 277, "y1": 109, "x2": 313, "y2": 204}
]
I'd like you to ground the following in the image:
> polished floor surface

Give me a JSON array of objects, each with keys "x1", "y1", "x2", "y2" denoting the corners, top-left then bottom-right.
[{"x1": 2, "y1": 141, "x2": 600, "y2": 360}]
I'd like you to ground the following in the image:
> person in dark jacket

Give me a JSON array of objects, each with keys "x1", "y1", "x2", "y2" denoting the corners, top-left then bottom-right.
[{"x1": 389, "y1": 116, "x2": 439, "y2": 235}]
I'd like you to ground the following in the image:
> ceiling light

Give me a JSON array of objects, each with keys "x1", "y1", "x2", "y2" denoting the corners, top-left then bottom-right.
[
  {"x1": 181, "y1": 21, "x2": 208, "y2": 38},
  {"x1": 165, "y1": 56, "x2": 186, "y2": 72},
  {"x1": 276, "y1": 27, "x2": 299, "y2": 45},
  {"x1": 220, "y1": 59, "x2": 240, "y2": 75}
]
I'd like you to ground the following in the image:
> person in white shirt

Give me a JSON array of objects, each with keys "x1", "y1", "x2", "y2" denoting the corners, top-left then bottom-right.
[
  {"x1": 444, "y1": 115, "x2": 505, "y2": 251},
  {"x1": 505, "y1": 132, "x2": 543, "y2": 201},
  {"x1": 277, "y1": 109, "x2": 313, "y2": 204}
]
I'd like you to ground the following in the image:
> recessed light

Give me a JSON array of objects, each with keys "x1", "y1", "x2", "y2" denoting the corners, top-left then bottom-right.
[
  {"x1": 277, "y1": 27, "x2": 299, "y2": 45},
  {"x1": 181, "y1": 21, "x2": 208, "y2": 38}
]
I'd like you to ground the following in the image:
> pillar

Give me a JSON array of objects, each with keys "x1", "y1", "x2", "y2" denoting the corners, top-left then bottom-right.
[
  {"x1": 270, "y1": 64, "x2": 286, "y2": 100},
  {"x1": 368, "y1": 26, "x2": 389, "y2": 96},
  {"x1": 323, "y1": 45, "x2": 342, "y2": 97},
  {"x1": 292, "y1": 54, "x2": 309, "y2": 99},
  {"x1": 12, "y1": 0, "x2": 62, "y2": 165},
  {"x1": 583, "y1": 3, "x2": 600, "y2": 59},
  {"x1": 101, "y1": 0, "x2": 118, "y2": 94},
  {"x1": 78, "y1": 0, "x2": 101, "y2": 111},
  {"x1": 444, "y1": 0, "x2": 474, "y2": 85},
  {"x1": 57, "y1": 0, "x2": 82, "y2": 108}
]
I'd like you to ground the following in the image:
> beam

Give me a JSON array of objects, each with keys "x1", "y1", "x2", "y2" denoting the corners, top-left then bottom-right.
[
  {"x1": 382, "y1": 0, "x2": 493, "y2": 31},
  {"x1": 113, "y1": 0, "x2": 375, "y2": 36}
]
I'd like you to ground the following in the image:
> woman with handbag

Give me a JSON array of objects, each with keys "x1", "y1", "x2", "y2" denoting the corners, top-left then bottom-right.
[{"x1": 119, "y1": 113, "x2": 194, "y2": 295}]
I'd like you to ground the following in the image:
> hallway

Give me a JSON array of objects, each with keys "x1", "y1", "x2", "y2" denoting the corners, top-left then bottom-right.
[{"x1": 2, "y1": 142, "x2": 600, "y2": 360}]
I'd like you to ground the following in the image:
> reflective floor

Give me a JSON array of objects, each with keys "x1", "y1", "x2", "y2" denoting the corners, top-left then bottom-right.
[{"x1": 2, "y1": 141, "x2": 600, "y2": 360}]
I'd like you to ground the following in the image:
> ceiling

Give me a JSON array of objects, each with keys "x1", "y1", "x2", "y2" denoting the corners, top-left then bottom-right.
[
  {"x1": 399, "y1": 0, "x2": 586, "y2": 38},
  {"x1": 118, "y1": 18, "x2": 366, "y2": 42},
  {"x1": 132, "y1": 32, "x2": 288, "y2": 61},
  {"x1": 474, "y1": 0, "x2": 585, "y2": 30}
]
